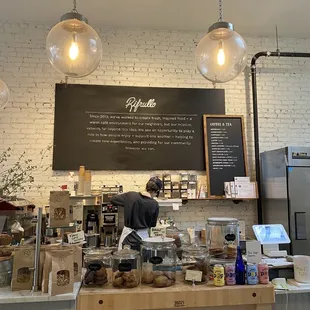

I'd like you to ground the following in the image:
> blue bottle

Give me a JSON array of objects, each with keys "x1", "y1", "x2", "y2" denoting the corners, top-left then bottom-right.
[{"x1": 235, "y1": 246, "x2": 245, "y2": 285}]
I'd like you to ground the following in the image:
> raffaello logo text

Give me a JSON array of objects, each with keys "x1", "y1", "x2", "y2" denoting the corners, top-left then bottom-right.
[{"x1": 125, "y1": 97, "x2": 156, "y2": 112}]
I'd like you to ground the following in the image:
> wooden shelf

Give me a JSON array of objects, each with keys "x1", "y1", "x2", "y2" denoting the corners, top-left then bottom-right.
[
  {"x1": 78, "y1": 280, "x2": 274, "y2": 310},
  {"x1": 185, "y1": 198, "x2": 258, "y2": 200}
]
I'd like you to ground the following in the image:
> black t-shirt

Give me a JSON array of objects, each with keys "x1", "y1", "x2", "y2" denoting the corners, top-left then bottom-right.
[{"x1": 110, "y1": 192, "x2": 159, "y2": 230}]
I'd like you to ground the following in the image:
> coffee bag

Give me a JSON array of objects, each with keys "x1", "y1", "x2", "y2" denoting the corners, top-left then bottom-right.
[
  {"x1": 72, "y1": 245, "x2": 82, "y2": 282},
  {"x1": 11, "y1": 246, "x2": 35, "y2": 291},
  {"x1": 41, "y1": 244, "x2": 60, "y2": 293},
  {"x1": 49, "y1": 191, "x2": 70, "y2": 228},
  {"x1": 48, "y1": 249, "x2": 74, "y2": 296}
]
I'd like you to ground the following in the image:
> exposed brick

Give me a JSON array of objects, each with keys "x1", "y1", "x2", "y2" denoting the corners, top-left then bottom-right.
[{"x1": 1, "y1": 23, "x2": 310, "y2": 236}]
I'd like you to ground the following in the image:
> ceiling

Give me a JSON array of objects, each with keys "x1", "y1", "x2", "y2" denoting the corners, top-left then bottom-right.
[{"x1": 1, "y1": 0, "x2": 309, "y2": 38}]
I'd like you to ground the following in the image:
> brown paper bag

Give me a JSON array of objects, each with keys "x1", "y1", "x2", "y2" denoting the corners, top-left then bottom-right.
[
  {"x1": 41, "y1": 244, "x2": 60, "y2": 293},
  {"x1": 72, "y1": 245, "x2": 82, "y2": 282},
  {"x1": 11, "y1": 246, "x2": 35, "y2": 291},
  {"x1": 48, "y1": 249, "x2": 74, "y2": 296},
  {"x1": 49, "y1": 191, "x2": 70, "y2": 228},
  {"x1": 42, "y1": 250, "x2": 52, "y2": 293}
]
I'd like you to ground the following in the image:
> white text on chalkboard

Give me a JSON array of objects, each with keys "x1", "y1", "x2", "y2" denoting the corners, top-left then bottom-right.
[
  {"x1": 125, "y1": 97, "x2": 156, "y2": 112},
  {"x1": 210, "y1": 122, "x2": 232, "y2": 127}
]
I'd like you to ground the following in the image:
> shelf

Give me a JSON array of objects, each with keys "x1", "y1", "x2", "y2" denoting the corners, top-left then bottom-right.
[
  {"x1": 69, "y1": 195, "x2": 100, "y2": 199},
  {"x1": 156, "y1": 199, "x2": 182, "y2": 207},
  {"x1": 185, "y1": 198, "x2": 258, "y2": 201}
]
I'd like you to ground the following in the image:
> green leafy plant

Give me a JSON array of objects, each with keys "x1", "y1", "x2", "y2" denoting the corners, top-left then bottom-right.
[{"x1": 0, "y1": 146, "x2": 52, "y2": 197}]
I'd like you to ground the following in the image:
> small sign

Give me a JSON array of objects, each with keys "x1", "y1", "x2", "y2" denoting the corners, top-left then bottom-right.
[
  {"x1": 172, "y1": 203, "x2": 180, "y2": 211},
  {"x1": 246, "y1": 240, "x2": 262, "y2": 264},
  {"x1": 67, "y1": 230, "x2": 85, "y2": 244},
  {"x1": 118, "y1": 263, "x2": 132, "y2": 272},
  {"x1": 185, "y1": 269, "x2": 202, "y2": 282},
  {"x1": 149, "y1": 256, "x2": 163, "y2": 265}
]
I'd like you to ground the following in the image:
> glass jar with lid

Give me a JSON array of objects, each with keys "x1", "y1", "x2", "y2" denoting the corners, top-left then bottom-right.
[
  {"x1": 182, "y1": 244, "x2": 209, "y2": 284},
  {"x1": 141, "y1": 237, "x2": 176, "y2": 288},
  {"x1": 112, "y1": 245, "x2": 140, "y2": 288},
  {"x1": 166, "y1": 224, "x2": 191, "y2": 259},
  {"x1": 206, "y1": 217, "x2": 239, "y2": 264},
  {"x1": 83, "y1": 248, "x2": 112, "y2": 287}
]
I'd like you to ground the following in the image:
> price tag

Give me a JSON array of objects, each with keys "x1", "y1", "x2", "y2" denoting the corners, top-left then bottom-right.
[
  {"x1": 67, "y1": 230, "x2": 85, "y2": 244},
  {"x1": 172, "y1": 203, "x2": 180, "y2": 211},
  {"x1": 185, "y1": 270, "x2": 202, "y2": 282}
]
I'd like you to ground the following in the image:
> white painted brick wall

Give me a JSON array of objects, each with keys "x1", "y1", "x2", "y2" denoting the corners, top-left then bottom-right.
[{"x1": 1, "y1": 22, "x2": 310, "y2": 236}]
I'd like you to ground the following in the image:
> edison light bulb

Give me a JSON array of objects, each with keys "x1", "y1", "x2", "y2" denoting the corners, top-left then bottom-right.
[
  {"x1": 69, "y1": 41, "x2": 79, "y2": 60},
  {"x1": 217, "y1": 41, "x2": 225, "y2": 66}
]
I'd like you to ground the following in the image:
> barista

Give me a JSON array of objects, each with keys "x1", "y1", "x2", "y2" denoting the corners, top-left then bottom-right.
[{"x1": 111, "y1": 177, "x2": 162, "y2": 251}]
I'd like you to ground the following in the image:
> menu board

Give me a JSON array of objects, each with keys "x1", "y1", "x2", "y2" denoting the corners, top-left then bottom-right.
[
  {"x1": 53, "y1": 84, "x2": 225, "y2": 170},
  {"x1": 203, "y1": 115, "x2": 247, "y2": 198}
]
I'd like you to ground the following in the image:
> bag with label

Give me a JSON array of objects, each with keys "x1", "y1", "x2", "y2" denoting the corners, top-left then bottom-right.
[
  {"x1": 41, "y1": 244, "x2": 60, "y2": 293},
  {"x1": 48, "y1": 249, "x2": 74, "y2": 296},
  {"x1": 11, "y1": 246, "x2": 35, "y2": 291},
  {"x1": 72, "y1": 245, "x2": 82, "y2": 282},
  {"x1": 49, "y1": 191, "x2": 70, "y2": 228}
]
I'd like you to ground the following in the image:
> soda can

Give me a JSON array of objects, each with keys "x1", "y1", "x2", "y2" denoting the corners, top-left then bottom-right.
[
  {"x1": 213, "y1": 264, "x2": 225, "y2": 286},
  {"x1": 246, "y1": 263, "x2": 258, "y2": 285},
  {"x1": 258, "y1": 263, "x2": 269, "y2": 284},
  {"x1": 225, "y1": 264, "x2": 236, "y2": 285}
]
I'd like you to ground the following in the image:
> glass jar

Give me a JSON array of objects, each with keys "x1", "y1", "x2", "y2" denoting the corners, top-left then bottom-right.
[
  {"x1": 206, "y1": 217, "x2": 239, "y2": 264},
  {"x1": 141, "y1": 237, "x2": 176, "y2": 288},
  {"x1": 83, "y1": 248, "x2": 112, "y2": 287},
  {"x1": 166, "y1": 224, "x2": 191, "y2": 259},
  {"x1": 182, "y1": 244, "x2": 209, "y2": 284},
  {"x1": 112, "y1": 245, "x2": 140, "y2": 288}
]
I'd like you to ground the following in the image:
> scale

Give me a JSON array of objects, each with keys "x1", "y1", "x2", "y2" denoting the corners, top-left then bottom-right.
[{"x1": 252, "y1": 224, "x2": 291, "y2": 258}]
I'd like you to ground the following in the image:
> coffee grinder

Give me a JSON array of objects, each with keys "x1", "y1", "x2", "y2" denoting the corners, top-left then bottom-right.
[{"x1": 101, "y1": 185, "x2": 123, "y2": 246}]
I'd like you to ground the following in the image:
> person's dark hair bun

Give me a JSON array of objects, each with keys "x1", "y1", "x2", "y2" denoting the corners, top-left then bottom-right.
[{"x1": 146, "y1": 177, "x2": 163, "y2": 194}]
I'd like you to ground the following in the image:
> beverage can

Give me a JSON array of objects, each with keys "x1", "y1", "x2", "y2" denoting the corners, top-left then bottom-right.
[
  {"x1": 213, "y1": 264, "x2": 225, "y2": 286},
  {"x1": 258, "y1": 263, "x2": 269, "y2": 284},
  {"x1": 225, "y1": 264, "x2": 236, "y2": 285},
  {"x1": 246, "y1": 263, "x2": 258, "y2": 285}
]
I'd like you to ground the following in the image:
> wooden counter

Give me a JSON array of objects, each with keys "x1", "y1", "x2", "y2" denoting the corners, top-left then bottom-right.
[{"x1": 77, "y1": 281, "x2": 275, "y2": 310}]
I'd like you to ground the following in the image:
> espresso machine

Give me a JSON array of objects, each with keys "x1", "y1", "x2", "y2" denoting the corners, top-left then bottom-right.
[{"x1": 101, "y1": 185, "x2": 123, "y2": 246}]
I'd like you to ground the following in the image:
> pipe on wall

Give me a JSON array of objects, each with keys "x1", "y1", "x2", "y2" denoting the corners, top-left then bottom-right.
[{"x1": 251, "y1": 51, "x2": 310, "y2": 224}]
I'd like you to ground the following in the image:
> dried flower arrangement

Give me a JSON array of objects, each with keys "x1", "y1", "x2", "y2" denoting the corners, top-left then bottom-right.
[{"x1": 0, "y1": 145, "x2": 52, "y2": 197}]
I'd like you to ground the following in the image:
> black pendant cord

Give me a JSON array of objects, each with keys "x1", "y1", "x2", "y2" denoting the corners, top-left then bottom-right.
[{"x1": 251, "y1": 51, "x2": 310, "y2": 224}]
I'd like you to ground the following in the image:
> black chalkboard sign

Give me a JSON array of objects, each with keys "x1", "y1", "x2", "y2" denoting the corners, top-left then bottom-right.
[
  {"x1": 203, "y1": 115, "x2": 248, "y2": 198},
  {"x1": 53, "y1": 84, "x2": 225, "y2": 170}
]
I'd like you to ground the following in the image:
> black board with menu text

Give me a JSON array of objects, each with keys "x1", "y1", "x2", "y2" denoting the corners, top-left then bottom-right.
[
  {"x1": 203, "y1": 115, "x2": 248, "y2": 198},
  {"x1": 53, "y1": 84, "x2": 225, "y2": 170}
]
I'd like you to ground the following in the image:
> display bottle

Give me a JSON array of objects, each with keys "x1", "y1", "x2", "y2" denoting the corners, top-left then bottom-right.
[{"x1": 235, "y1": 246, "x2": 245, "y2": 285}]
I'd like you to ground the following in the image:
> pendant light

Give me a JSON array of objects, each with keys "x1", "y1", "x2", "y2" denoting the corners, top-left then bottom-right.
[
  {"x1": 195, "y1": 0, "x2": 247, "y2": 83},
  {"x1": 46, "y1": 0, "x2": 102, "y2": 78},
  {"x1": 0, "y1": 79, "x2": 9, "y2": 109}
]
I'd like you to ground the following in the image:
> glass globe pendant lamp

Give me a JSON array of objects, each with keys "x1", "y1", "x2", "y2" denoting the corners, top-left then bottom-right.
[
  {"x1": 46, "y1": 0, "x2": 103, "y2": 78},
  {"x1": 195, "y1": 0, "x2": 247, "y2": 83},
  {"x1": 0, "y1": 79, "x2": 9, "y2": 109}
]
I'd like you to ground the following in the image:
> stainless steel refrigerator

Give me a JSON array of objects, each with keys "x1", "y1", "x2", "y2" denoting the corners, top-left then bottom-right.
[{"x1": 261, "y1": 146, "x2": 310, "y2": 255}]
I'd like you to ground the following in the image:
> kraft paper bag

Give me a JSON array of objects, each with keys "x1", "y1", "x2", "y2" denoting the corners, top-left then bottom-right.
[{"x1": 48, "y1": 249, "x2": 74, "y2": 296}]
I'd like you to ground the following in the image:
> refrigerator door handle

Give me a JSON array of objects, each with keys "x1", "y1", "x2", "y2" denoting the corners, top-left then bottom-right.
[{"x1": 295, "y1": 212, "x2": 307, "y2": 240}]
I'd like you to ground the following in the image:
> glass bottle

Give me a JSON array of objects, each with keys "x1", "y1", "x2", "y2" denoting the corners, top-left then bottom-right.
[{"x1": 235, "y1": 246, "x2": 245, "y2": 285}]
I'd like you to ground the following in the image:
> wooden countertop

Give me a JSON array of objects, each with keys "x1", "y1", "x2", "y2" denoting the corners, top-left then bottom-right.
[{"x1": 77, "y1": 280, "x2": 275, "y2": 310}]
